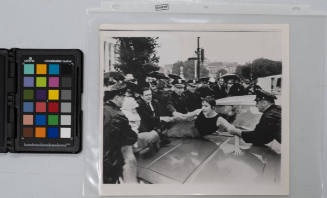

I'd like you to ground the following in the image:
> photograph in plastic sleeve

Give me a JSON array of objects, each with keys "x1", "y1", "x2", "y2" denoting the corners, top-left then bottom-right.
[{"x1": 99, "y1": 24, "x2": 289, "y2": 195}]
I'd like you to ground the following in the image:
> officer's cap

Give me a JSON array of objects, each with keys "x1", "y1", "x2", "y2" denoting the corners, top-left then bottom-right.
[
  {"x1": 255, "y1": 90, "x2": 277, "y2": 103},
  {"x1": 108, "y1": 82, "x2": 127, "y2": 96},
  {"x1": 149, "y1": 71, "x2": 169, "y2": 80},
  {"x1": 172, "y1": 79, "x2": 185, "y2": 88},
  {"x1": 187, "y1": 79, "x2": 197, "y2": 87},
  {"x1": 125, "y1": 81, "x2": 140, "y2": 93},
  {"x1": 107, "y1": 72, "x2": 125, "y2": 81},
  {"x1": 168, "y1": 74, "x2": 182, "y2": 80},
  {"x1": 197, "y1": 77, "x2": 209, "y2": 84}
]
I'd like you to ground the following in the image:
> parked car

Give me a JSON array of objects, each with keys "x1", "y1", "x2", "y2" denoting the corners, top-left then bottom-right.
[{"x1": 136, "y1": 95, "x2": 281, "y2": 184}]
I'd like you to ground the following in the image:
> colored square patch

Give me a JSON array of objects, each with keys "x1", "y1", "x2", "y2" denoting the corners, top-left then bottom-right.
[
  {"x1": 48, "y1": 102, "x2": 59, "y2": 112},
  {"x1": 61, "y1": 64, "x2": 72, "y2": 75},
  {"x1": 48, "y1": 127, "x2": 59, "y2": 138},
  {"x1": 35, "y1": 127, "x2": 46, "y2": 138},
  {"x1": 61, "y1": 90, "x2": 71, "y2": 100},
  {"x1": 48, "y1": 90, "x2": 59, "y2": 100},
  {"x1": 36, "y1": 102, "x2": 46, "y2": 112},
  {"x1": 23, "y1": 115, "x2": 33, "y2": 125},
  {"x1": 48, "y1": 115, "x2": 59, "y2": 125},
  {"x1": 61, "y1": 115, "x2": 71, "y2": 125},
  {"x1": 24, "y1": 77, "x2": 34, "y2": 87},
  {"x1": 60, "y1": 128, "x2": 71, "y2": 138},
  {"x1": 36, "y1": 77, "x2": 47, "y2": 87},
  {"x1": 23, "y1": 127, "x2": 34, "y2": 138},
  {"x1": 35, "y1": 115, "x2": 46, "y2": 125},
  {"x1": 61, "y1": 77, "x2": 72, "y2": 87},
  {"x1": 49, "y1": 64, "x2": 59, "y2": 75},
  {"x1": 24, "y1": 64, "x2": 34, "y2": 74},
  {"x1": 23, "y1": 90, "x2": 34, "y2": 100},
  {"x1": 36, "y1": 64, "x2": 47, "y2": 74},
  {"x1": 23, "y1": 102, "x2": 34, "y2": 112},
  {"x1": 49, "y1": 77, "x2": 59, "y2": 87},
  {"x1": 35, "y1": 89, "x2": 47, "y2": 100},
  {"x1": 61, "y1": 102, "x2": 71, "y2": 113}
]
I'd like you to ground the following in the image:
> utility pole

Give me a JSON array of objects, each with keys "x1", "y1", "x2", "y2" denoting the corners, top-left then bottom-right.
[{"x1": 197, "y1": 37, "x2": 200, "y2": 80}]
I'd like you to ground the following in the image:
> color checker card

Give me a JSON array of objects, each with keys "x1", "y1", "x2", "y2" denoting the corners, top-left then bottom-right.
[{"x1": 0, "y1": 49, "x2": 82, "y2": 153}]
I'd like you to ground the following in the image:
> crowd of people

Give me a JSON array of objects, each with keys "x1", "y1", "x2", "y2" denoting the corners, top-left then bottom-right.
[{"x1": 103, "y1": 71, "x2": 281, "y2": 184}]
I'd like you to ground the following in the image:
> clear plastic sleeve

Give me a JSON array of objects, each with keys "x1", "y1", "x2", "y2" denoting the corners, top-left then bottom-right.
[{"x1": 83, "y1": 1, "x2": 326, "y2": 197}]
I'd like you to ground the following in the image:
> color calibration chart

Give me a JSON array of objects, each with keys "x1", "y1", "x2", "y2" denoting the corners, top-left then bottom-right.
[
  {"x1": 20, "y1": 56, "x2": 76, "y2": 147},
  {"x1": 0, "y1": 49, "x2": 81, "y2": 153}
]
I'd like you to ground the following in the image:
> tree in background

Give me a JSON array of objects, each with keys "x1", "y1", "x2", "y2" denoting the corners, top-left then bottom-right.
[
  {"x1": 172, "y1": 59, "x2": 209, "y2": 80},
  {"x1": 113, "y1": 37, "x2": 160, "y2": 86},
  {"x1": 235, "y1": 58, "x2": 282, "y2": 79}
]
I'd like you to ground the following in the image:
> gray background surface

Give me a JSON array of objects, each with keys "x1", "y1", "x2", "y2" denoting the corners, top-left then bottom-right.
[{"x1": 0, "y1": 1, "x2": 326, "y2": 198}]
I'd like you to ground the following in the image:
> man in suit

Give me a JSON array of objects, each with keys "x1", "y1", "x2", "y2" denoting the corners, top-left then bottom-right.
[
  {"x1": 138, "y1": 87, "x2": 161, "y2": 132},
  {"x1": 226, "y1": 79, "x2": 245, "y2": 96},
  {"x1": 137, "y1": 87, "x2": 170, "y2": 147},
  {"x1": 211, "y1": 78, "x2": 227, "y2": 99}
]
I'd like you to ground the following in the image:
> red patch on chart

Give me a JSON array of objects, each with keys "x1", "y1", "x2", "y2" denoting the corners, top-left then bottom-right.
[
  {"x1": 48, "y1": 102, "x2": 59, "y2": 113},
  {"x1": 36, "y1": 102, "x2": 46, "y2": 112}
]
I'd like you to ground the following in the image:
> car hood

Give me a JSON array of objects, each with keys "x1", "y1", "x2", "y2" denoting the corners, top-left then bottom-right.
[{"x1": 137, "y1": 137, "x2": 270, "y2": 184}]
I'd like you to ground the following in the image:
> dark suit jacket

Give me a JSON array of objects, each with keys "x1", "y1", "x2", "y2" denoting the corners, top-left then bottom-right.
[
  {"x1": 241, "y1": 104, "x2": 281, "y2": 146},
  {"x1": 182, "y1": 90, "x2": 202, "y2": 112},
  {"x1": 166, "y1": 92, "x2": 189, "y2": 114},
  {"x1": 211, "y1": 84, "x2": 227, "y2": 99},
  {"x1": 137, "y1": 99, "x2": 161, "y2": 133},
  {"x1": 227, "y1": 83, "x2": 245, "y2": 96}
]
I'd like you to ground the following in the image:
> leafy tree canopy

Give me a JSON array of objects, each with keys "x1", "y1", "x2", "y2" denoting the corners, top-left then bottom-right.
[
  {"x1": 113, "y1": 37, "x2": 160, "y2": 85},
  {"x1": 235, "y1": 58, "x2": 282, "y2": 79}
]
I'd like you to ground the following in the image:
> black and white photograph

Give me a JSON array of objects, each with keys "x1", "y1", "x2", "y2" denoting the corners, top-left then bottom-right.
[{"x1": 99, "y1": 24, "x2": 289, "y2": 196}]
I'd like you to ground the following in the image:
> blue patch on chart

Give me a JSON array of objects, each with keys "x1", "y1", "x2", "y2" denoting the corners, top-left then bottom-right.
[{"x1": 48, "y1": 127, "x2": 59, "y2": 138}]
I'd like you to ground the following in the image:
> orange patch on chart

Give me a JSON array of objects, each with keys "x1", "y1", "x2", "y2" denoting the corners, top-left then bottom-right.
[
  {"x1": 35, "y1": 127, "x2": 46, "y2": 138},
  {"x1": 36, "y1": 64, "x2": 47, "y2": 74}
]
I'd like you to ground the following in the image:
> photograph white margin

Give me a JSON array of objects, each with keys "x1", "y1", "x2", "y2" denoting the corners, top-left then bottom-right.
[{"x1": 98, "y1": 24, "x2": 290, "y2": 196}]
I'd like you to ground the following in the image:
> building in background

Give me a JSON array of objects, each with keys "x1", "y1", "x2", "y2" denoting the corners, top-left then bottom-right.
[
  {"x1": 207, "y1": 62, "x2": 238, "y2": 78},
  {"x1": 160, "y1": 64, "x2": 173, "y2": 75},
  {"x1": 103, "y1": 38, "x2": 118, "y2": 73}
]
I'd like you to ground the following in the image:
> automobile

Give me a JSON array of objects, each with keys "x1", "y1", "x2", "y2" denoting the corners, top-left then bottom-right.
[
  {"x1": 257, "y1": 74, "x2": 282, "y2": 95},
  {"x1": 136, "y1": 95, "x2": 281, "y2": 184}
]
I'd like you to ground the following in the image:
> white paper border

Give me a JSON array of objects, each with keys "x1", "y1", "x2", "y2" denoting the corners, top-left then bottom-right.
[{"x1": 98, "y1": 24, "x2": 289, "y2": 196}]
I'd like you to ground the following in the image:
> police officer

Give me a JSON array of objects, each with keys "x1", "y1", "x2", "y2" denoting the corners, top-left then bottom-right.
[
  {"x1": 230, "y1": 90, "x2": 281, "y2": 146},
  {"x1": 103, "y1": 82, "x2": 138, "y2": 184},
  {"x1": 166, "y1": 79, "x2": 189, "y2": 115},
  {"x1": 151, "y1": 80, "x2": 173, "y2": 117},
  {"x1": 183, "y1": 80, "x2": 202, "y2": 112},
  {"x1": 196, "y1": 77, "x2": 214, "y2": 98}
]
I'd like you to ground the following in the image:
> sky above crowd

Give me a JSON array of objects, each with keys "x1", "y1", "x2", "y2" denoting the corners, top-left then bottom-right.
[{"x1": 156, "y1": 31, "x2": 282, "y2": 66}]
